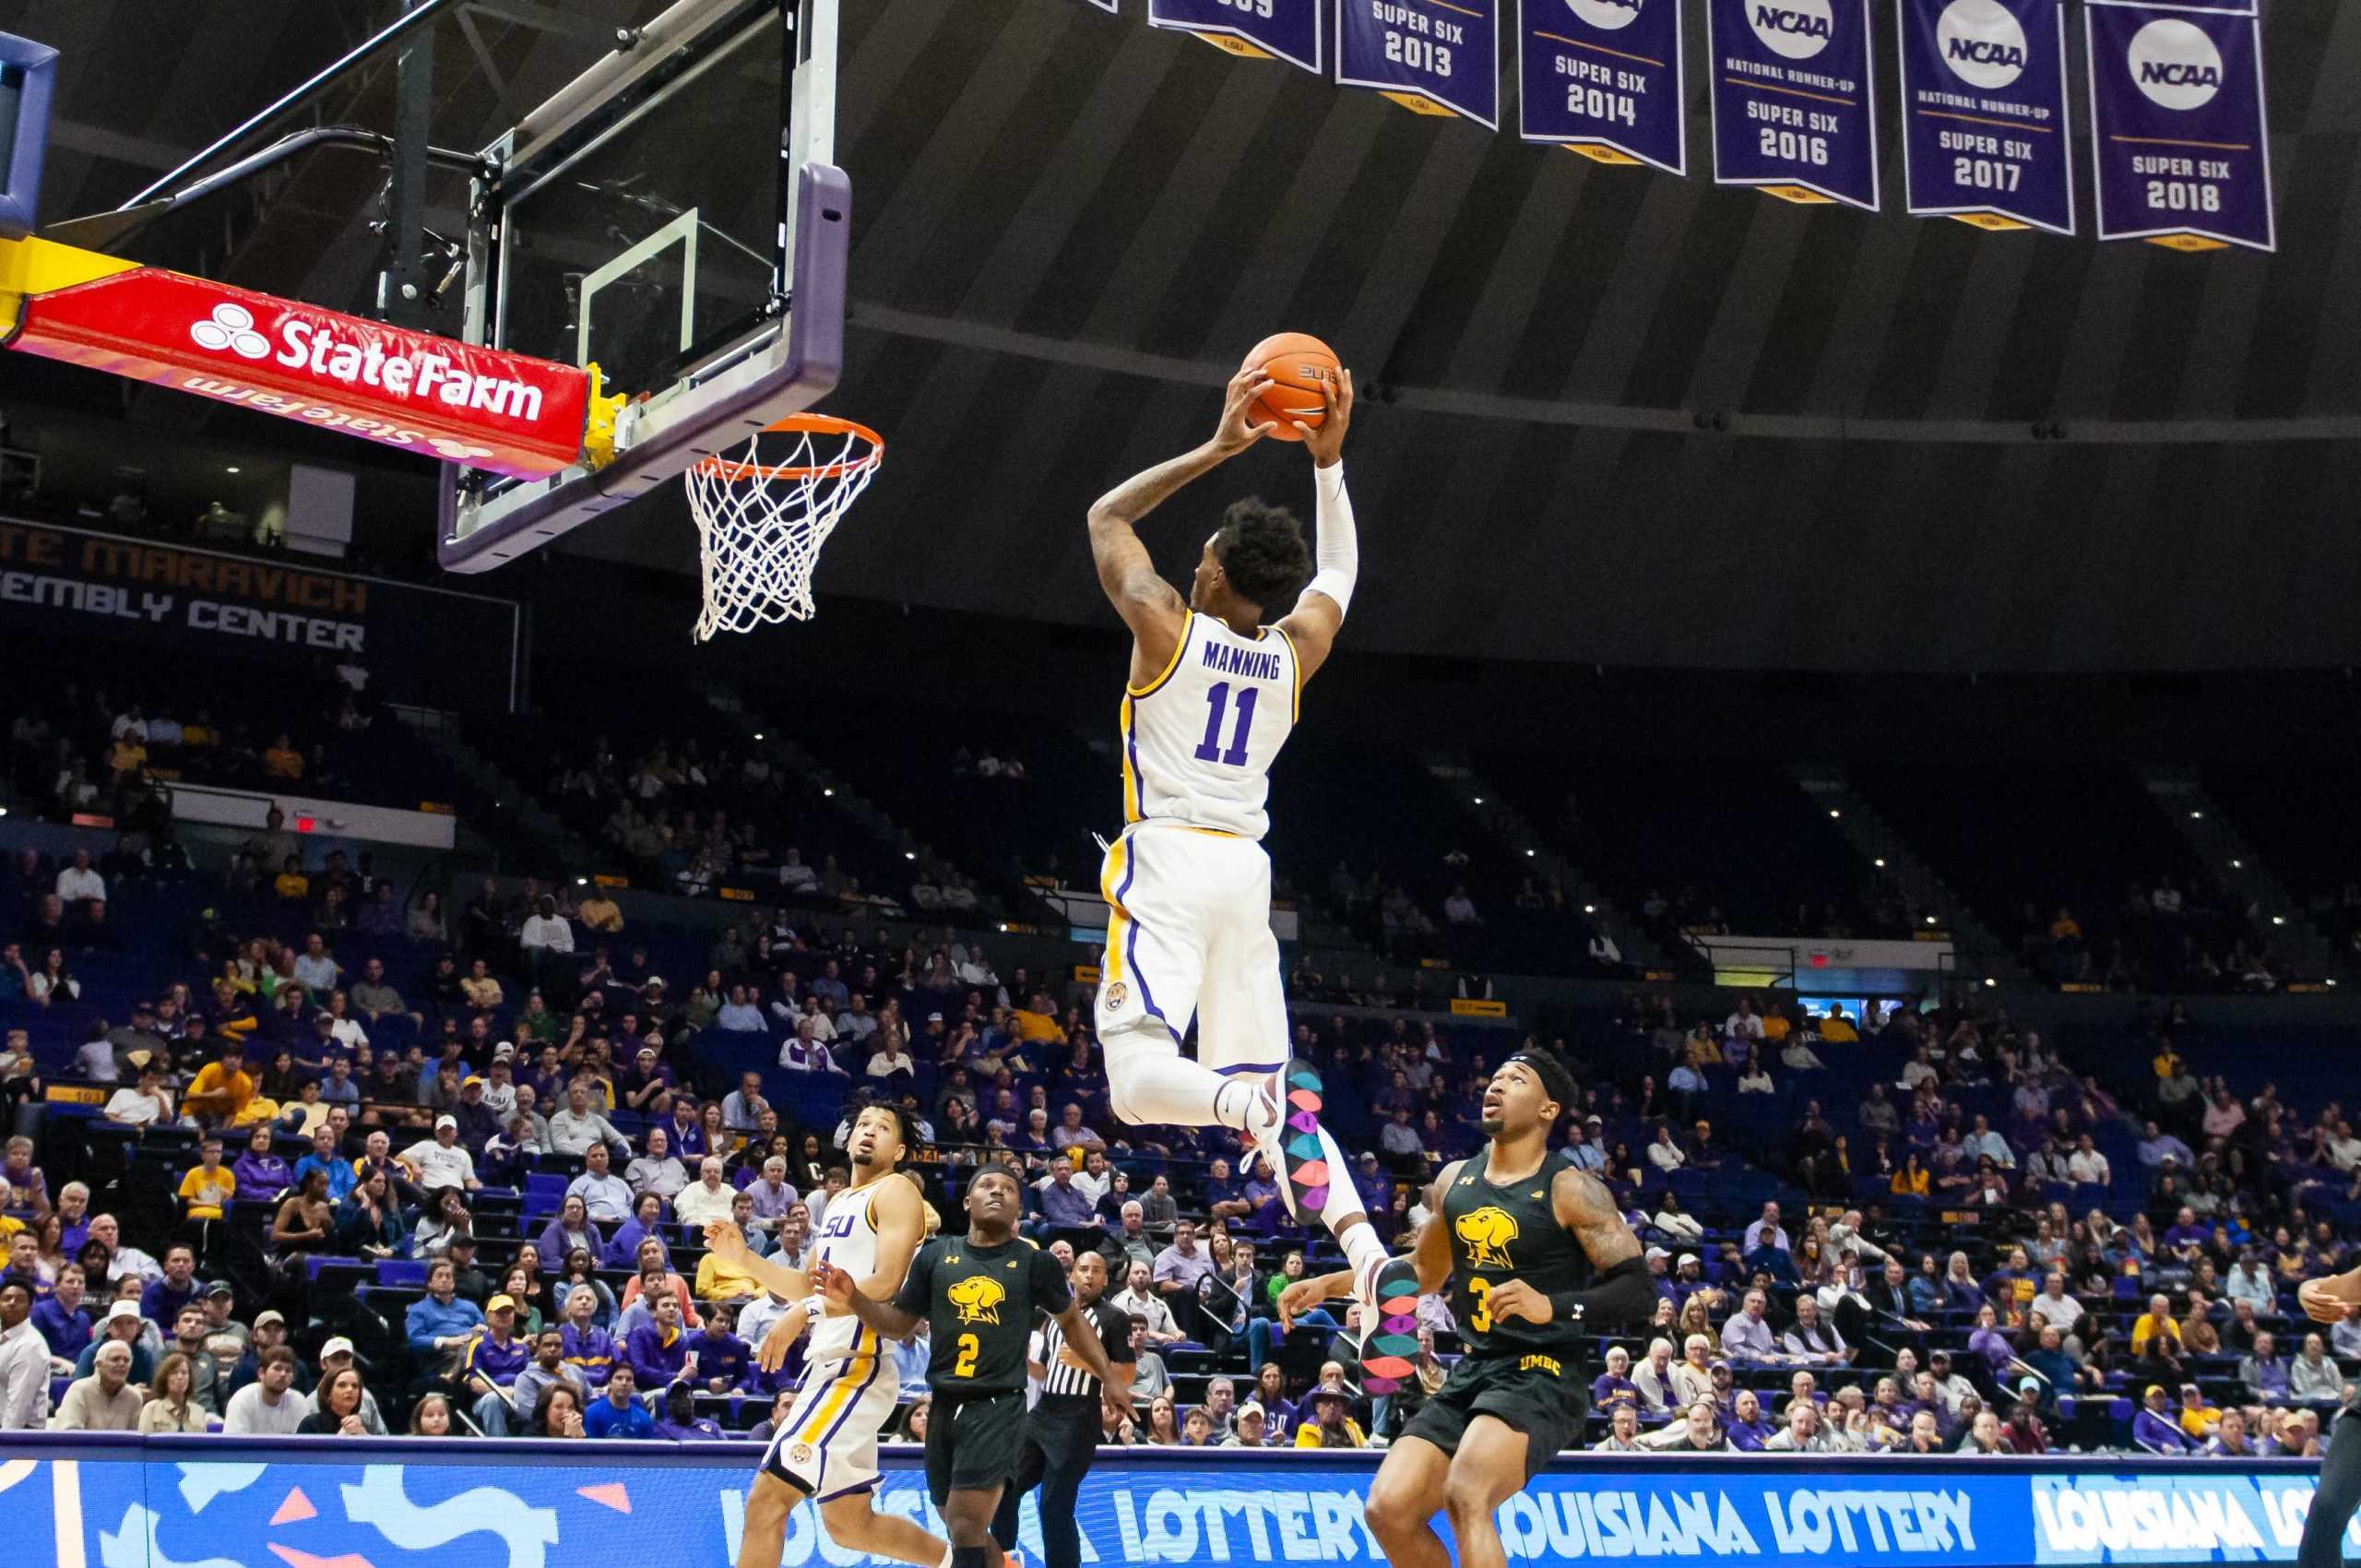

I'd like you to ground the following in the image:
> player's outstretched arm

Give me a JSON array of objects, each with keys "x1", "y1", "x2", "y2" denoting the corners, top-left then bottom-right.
[
  {"x1": 1483, "y1": 1168, "x2": 1653, "y2": 1329},
  {"x1": 1087, "y1": 366, "x2": 1275, "y2": 669},
  {"x1": 814, "y1": 1258, "x2": 924, "y2": 1342},
  {"x1": 1276, "y1": 367, "x2": 1355, "y2": 683}
]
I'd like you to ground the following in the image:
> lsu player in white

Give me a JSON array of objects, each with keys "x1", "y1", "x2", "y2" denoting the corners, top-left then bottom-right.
[
  {"x1": 704, "y1": 1102, "x2": 951, "y2": 1568},
  {"x1": 1084, "y1": 360, "x2": 1400, "y2": 1382}
]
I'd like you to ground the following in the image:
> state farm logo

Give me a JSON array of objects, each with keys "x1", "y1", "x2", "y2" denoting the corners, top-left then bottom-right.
[
  {"x1": 1938, "y1": 0, "x2": 2027, "y2": 91},
  {"x1": 2129, "y1": 18, "x2": 2223, "y2": 111},
  {"x1": 1750, "y1": 0, "x2": 1833, "y2": 61},
  {"x1": 191, "y1": 303, "x2": 270, "y2": 361},
  {"x1": 1566, "y1": 0, "x2": 1644, "y2": 31}
]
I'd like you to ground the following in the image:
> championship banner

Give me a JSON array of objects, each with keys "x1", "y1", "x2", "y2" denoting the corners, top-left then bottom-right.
[
  {"x1": 1075, "y1": 0, "x2": 1118, "y2": 11},
  {"x1": 1148, "y1": 0, "x2": 1324, "y2": 71},
  {"x1": 0, "y1": 517, "x2": 522, "y2": 709},
  {"x1": 1897, "y1": 0, "x2": 2073, "y2": 233},
  {"x1": 1708, "y1": 0, "x2": 1881, "y2": 208},
  {"x1": 1518, "y1": 0, "x2": 1689, "y2": 172},
  {"x1": 2, "y1": 1439, "x2": 2357, "y2": 1567},
  {"x1": 1336, "y1": 0, "x2": 1501, "y2": 126},
  {"x1": 2085, "y1": 0, "x2": 2273, "y2": 251}
]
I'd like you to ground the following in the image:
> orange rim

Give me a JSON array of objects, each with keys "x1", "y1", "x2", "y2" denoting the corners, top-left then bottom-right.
[{"x1": 693, "y1": 413, "x2": 884, "y2": 482}]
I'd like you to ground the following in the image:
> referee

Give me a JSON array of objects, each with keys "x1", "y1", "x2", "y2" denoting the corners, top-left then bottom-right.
[
  {"x1": 820, "y1": 1165, "x2": 1132, "y2": 1568},
  {"x1": 993, "y1": 1250, "x2": 1133, "y2": 1568}
]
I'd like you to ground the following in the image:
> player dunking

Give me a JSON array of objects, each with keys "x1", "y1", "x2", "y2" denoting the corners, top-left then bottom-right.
[
  {"x1": 816, "y1": 1164, "x2": 1133, "y2": 1568},
  {"x1": 1083, "y1": 361, "x2": 1402, "y2": 1369},
  {"x1": 702, "y1": 1103, "x2": 949, "y2": 1568},
  {"x1": 1280, "y1": 1054, "x2": 1656, "y2": 1568}
]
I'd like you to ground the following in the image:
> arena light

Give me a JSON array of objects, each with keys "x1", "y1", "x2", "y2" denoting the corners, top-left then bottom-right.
[
  {"x1": 575, "y1": 876, "x2": 587, "y2": 886},
  {"x1": 225, "y1": 466, "x2": 241, "y2": 474},
  {"x1": 1472, "y1": 796, "x2": 1483, "y2": 805},
  {"x1": 1984, "y1": 978, "x2": 1997, "y2": 988},
  {"x1": 1828, "y1": 809, "x2": 1841, "y2": 819},
  {"x1": 1925, "y1": 916, "x2": 1937, "y2": 925},
  {"x1": 1873, "y1": 858, "x2": 1886, "y2": 868},
  {"x1": 753, "y1": 731, "x2": 765, "y2": 741},
  {"x1": 2189, "y1": 810, "x2": 2203, "y2": 820},
  {"x1": 1583, "y1": 904, "x2": 1596, "y2": 914},
  {"x1": 2272, "y1": 916, "x2": 2285, "y2": 926},
  {"x1": 1525, "y1": 849, "x2": 1536, "y2": 858},
  {"x1": 904, "y1": 850, "x2": 916, "y2": 861},
  {"x1": 823, "y1": 787, "x2": 834, "y2": 797},
  {"x1": 2231, "y1": 859, "x2": 2242, "y2": 868}
]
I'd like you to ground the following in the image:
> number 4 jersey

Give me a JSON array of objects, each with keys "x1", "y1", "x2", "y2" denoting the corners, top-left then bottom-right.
[{"x1": 1120, "y1": 609, "x2": 1301, "y2": 840}]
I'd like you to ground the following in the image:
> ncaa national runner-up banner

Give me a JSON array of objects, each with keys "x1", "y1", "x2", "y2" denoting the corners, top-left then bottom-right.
[
  {"x1": 1148, "y1": 0, "x2": 1324, "y2": 71},
  {"x1": 1897, "y1": 0, "x2": 2073, "y2": 234},
  {"x1": 2085, "y1": 0, "x2": 2273, "y2": 252},
  {"x1": 1519, "y1": 0, "x2": 1689, "y2": 173},
  {"x1": 1709, "y1": 0, "x2": 1881, "y2": 209},
  {"x1": 1336, "y1": 0, "x2": 1501, "y2": 126}
]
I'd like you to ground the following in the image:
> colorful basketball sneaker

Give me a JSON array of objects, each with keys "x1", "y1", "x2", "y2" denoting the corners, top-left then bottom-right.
[{"x1": 1353, "y1": 1253, "x2": 1422, "y2": 1396}]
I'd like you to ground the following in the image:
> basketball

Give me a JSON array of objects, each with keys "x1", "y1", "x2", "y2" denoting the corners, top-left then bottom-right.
[{"x1": 1241, "y1": 331, "x2": 1340, "y2": 442}]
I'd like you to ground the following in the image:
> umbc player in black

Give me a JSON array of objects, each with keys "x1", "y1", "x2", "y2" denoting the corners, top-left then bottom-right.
[
  {"x1": 1281, "y1": 1052, "x2": 1654, "y2": 1568},
  {"x1": 816, "y1": 1165, "x2": 1133, "y2": 1568}
]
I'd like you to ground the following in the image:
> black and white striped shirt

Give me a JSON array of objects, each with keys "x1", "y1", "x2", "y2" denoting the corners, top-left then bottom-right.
[{"x1": 1039, "y1": 1298, "x2": 1133, "y2": 1400}]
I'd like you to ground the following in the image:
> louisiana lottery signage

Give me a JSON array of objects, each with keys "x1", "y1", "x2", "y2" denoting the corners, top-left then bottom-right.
[
  {"x1": 1708, "y1": 0, "x2": 1881, "y2": 209},
  {"x1": 1336, "y1": 0, "x2": 1501, "y2": 125},
  {"x1": 1519, "y1": 0, "x2": 1689, "y2": 172},
  {"x1": 1897, "y1": 0, "x2": 2073, "y2": 233},
  {"x1": 2085, "y1": 0, "x2": 2273, "y2": 251},
  {"x1": 1148, "y1": 0, "x2": 1324, "y2": 70}
]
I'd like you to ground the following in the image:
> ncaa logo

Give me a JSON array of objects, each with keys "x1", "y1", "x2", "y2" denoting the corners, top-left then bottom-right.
[
  {"x1": 1564, "y1": 0, "x2": 1644, "y2": 30},
  {"x1": 1750, "y1": 0, "x2": 1833, "y2": 61},
  {"x1": 1937, "y1": 0, "x2": 2027, "y2": 91},
  {"x1": 2128, "y1": 18, "x2": 2223, "y2": 112}
]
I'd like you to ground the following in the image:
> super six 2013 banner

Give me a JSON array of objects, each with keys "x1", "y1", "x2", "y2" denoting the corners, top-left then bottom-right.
[
  {"x1": 7, "y1": 1438, "x2": 2361, "y2": 1568},
  {"x1": 2084, "y1": 0, "x2": 2273, "y2": 251},
  {"x1": 1519, "y1": 0, "x2": 1690, "y2": 173},
  {"x1": 1336, "y1": 0, "x2": 1501, "y2": 126},
  {"x1": 1898, "y1": 0, "x2": 2074, "y2": 234},
  {"x1": 1708, "y1": 0, "x2": 1881, "y2": 210}
]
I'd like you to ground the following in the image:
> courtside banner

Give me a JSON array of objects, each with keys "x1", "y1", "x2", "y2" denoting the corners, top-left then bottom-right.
[
  {"x1": 1519, "y1": 0, "x2": 1689, "y2": 172},
  {"x1": 1336, "y1": 0, "x2": 1501, "y2": 126},
  {"x1": 1148, "y1": 0, "x2": 1324, "y2": 71},
  {"x1": 2084, "y1": 0, "x2": 2273, "y2": 251},
  {"x1": 1897, "y1": 0, "x2": 2073, "y2": 234},
  {"x1": 6, "y1": 1437, "x2": 2359, "y2": 1567},
  {"x1": 1708, "y1": 0, "x2": 1881, "y2": 209}
]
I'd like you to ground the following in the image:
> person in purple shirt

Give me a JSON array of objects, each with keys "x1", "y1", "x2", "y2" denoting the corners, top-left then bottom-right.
[
  {"x1": 1038, "y1": 1161, "x2": 1099, "y2": 1235},
  {"x1": 558, "y1": 1285, "x2": 616, "y2": 1391},
  {"x1": 684, "y1": 1301, "x2": 752, "y2": 1393},
  {"x1": 1590, "y1": 1346, "x2": 1642, "y2": 1414},
  {"x1": 231, "y1": 1126, "x2": 293, "y2": 1204},
  {"x1": 1725, "y1": 1388, "x2": 1775, "y2": 1451},
  {"x1": 651, "y1": 1382, "x2": 725, "y2": 1440},
  {"x1": 536, "y1": 1195, "x2": 603, "y2": 1266},
  {"x1": 624, "y1": 1290, "x2": 693, "y2": 1388},
  {"x1": 461, "y1": 1295, "x2": 532, "y2": 1425},
  {"x1": 139, "y1": 1244, "x2": 201, "y2": 1331},
  {"x1": 603, "y1": 1193, "x2": 670, "y2": 1269},
  {"x1": 2163, "y1": 1206, "x2": 2211, "y2": 1255},
  {"x1": 31, "y1": 1262, "x2": 92, "y2": 1364},
  {"x1": 665, "y1": 1100, "x2": 707, "y2": 1161},
  {"x1": 2131, "y1": 1384, "x2": 2198, "y2": 1453}
]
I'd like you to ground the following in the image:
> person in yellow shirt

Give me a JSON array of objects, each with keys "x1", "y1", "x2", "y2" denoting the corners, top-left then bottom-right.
[
  {"x1": 184, "y1": 1044, "x2": 255, "y2": 1127},
  {"x1": 576, "y1": 890, "x2": 624, "y2": 933},
  {"x1": 1013, "y1": 990, "x2": 1065, "y2": 1047},
  {"x1": 108, "y1": 734, "x2": 148, "y2": 782},
  {"x1": 263, "y1": 736, "x2": 304, "y2": 779},
  {"x1": 177, "y1": 1136, "x2": 238, "y2": 1221},
  {"x1": 1760, "y1": 1011, "x2": 1792, "y2": 1043},
  {"x1": 1891, "y1": 1153, "x2": 1931, "y2": 1197},
  {"x1": 1292, "y1": 1386, "x2": 1367, "y2": 1448},
  {"x1": 273, "y1": 857, "x2": 310, "y2": 902},
  {"x1": 694, "y1": 1204, "x2": 768, "y2": 1302},
  {"x1": 2048, "y1": 909, "x2": 2082, "y2": 943},
  {"x1": 2130, "y1": 1293, "x2": 2183, "y2": 1357},
  {"x1": 1820, "y1": 1011, "x2": 1859, "y2": 1044},
  {"x1": 2153, "y1": 1044, "x2": 2183, "y2": 1081}
]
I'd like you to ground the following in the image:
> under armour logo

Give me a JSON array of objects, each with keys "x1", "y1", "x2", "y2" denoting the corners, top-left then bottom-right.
[{"x1": 191, "y1": 303, "x2": 271, "y2": 361}]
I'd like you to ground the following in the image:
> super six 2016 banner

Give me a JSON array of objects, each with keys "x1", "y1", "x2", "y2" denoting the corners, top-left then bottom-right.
[
  {"x1": 1898, "y1": 0, "x2": 2074, "y2": 234},
  {"x1": 1520, "y1": 0, "x2": 1690, "y2": 173},
  {"x1": 2084, "y1": 0, "x2": 2273, "y2": 251},
  {"x1": 1707, "y1": 0, "x2": 1880, "y2": 209}
]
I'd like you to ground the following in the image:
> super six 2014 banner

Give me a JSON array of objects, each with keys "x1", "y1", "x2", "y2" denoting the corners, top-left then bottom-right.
[
  {"x1": 1708, "y1": 0, "x2": 1881, "y2": 210},
  {"x1": 1336, "y1": 0, "x2": 1501, "y2": 126},
  {"x1": 2084, "y1": 0, "x2": 2273, "y2": 251},
  {"x1": 8, "y1": 1438, "x2": 2361, "y2": 1568},
  {"x1": 1519, "y1": 0, "x2": 1690, "y2": 173},
  {"x1": 1148, "y1": 0, "x2": 1324, "y2": 70},
  {"x1": 1898, "y1": 0, "x2": 2074, "y2": 234}
]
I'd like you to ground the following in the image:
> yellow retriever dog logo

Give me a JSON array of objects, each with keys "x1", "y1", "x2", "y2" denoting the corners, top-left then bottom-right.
[
  {"x1": 947, "y1": 1273, "x2": 1007, "y2": 1325},
  {"x1": 1455, "y1": 1206, "x2": 1519, "y2": 1271}
]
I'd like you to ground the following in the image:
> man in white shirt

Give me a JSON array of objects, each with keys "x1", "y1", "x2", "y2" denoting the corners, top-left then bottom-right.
[
  {"x1": 671, "y1": 1158, "x2": 738, "y2": 1230},
  {"x1": 716, "y1": 987, "x2": 767, "y2": 1034},
  {"x1": 565, "y1": 1143, "x2": 634, "y2": 1224},
  {"x1": 519, "y1": 900, "x2": 575, "y2": 957},
  {"x1": 1109, "y1": 1261, "x2": 1182, "y2": 1344},
  {"x1": 102, "y1": 1064, "x2": 174, "y2": 1128},
  {"x1": 2066, "y1": 1134, "x2": 2111, "y2": 1185},
  {"x1": 56, "y1": 851, "x2": 106, "y2": 906},
  {"x1": 865, "y1": 1039, "x2": 915, "y2": 1079},
  {"x1": 1721, "y1": 1290, "x2": 1786, "y2": 1364},
  {"x1": 398, "y1": 1117, "x2": 481, "y2": 1194},
  {"x1": 546, "y1": 1084, "x2": 629, "y2": 1158},
  {"x1": 222, "y1": 1347, "x2": 307, "y2": 1434},
  {"x1": 2029, "y1": 1273, "x2": 2084, "y2": 1334},
  {"x1": 0, "y1": 1279, "x2": 50, "y2": 1429}
]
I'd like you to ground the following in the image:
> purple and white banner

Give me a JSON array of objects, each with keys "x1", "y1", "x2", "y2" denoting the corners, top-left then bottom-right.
[
  {"x1": 1708, "y1": 0, "x2": 1881, "y2": 209},
  {"x1": 1518, "y1": 0, "x2": 1689, "y2": 173},
  {"x1": 1148, "y1": 0, "x2": 1324, "y2": 72},
  {"x1": 1336, "y1": 0, "x2": 1501, "y2": 126},
  {"x1": 2085, "y1": 0, "x2": 2273, "y2": 251},
  {"x1": 1076, "y1": 0, "x2": 1119, "y2": 12},
  {"x1": 1897, "y1": 0, "x2": 2073, "y2": 234}
]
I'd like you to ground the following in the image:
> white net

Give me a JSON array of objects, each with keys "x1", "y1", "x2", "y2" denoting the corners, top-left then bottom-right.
[{"x1": 682, "y1": 416, "x2": 883, "y2": 642}]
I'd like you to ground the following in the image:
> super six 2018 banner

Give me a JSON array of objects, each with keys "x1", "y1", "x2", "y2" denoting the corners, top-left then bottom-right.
[
  {"x1": 1336, "y1": 0, "x2": 1501, "y2": 126},
  {"x1": 2084, "y1": 0, "x2": 2273, "y2": 251},
  {"x1": 1148, "y1": 0, "x2": 1324, "y2": 71},
  {"x1": 8, "y1": 1439, "x2": 2361, "y2": 1568},
  {"x1": 1519, "y1": 0, "x2": 1690, "y2": 173},
  {"x1": 1708, "y1": 0, "x2": 1881, "y2": 210},
  {"x1": 1898, "y1": 0, "x2": 2074, "y2": 234}
]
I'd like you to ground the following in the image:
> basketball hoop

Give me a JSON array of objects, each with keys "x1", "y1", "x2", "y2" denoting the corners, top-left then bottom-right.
[{"x1": 683, "y1": 412, "x2": 884, "y2": 642}]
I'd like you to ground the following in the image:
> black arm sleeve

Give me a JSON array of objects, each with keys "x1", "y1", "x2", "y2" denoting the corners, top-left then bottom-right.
[
  {"x1": 1032, "y1": 1248, "x2": 1074, "y2": 1316},
  {"x1": 1550, "y1": 1255, "x2": 1656, "y2": 1329}
]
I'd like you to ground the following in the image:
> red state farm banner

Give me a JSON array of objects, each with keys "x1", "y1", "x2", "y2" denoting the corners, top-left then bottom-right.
[{"x1": 10, "y1": 267, "x2": 590, "y2": 478}]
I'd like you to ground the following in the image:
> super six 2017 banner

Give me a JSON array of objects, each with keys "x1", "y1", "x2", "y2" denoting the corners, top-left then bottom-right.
[
  {"x1": 1519, "y1": 0, "x2": 1690, "y2": 173},
  {"x1": 1898, "y1": 0, "x2": 2074, "y2": 234},
  {"x1": 1708, "y1": 0, "x2": 1881, "y2": 210},
  {"x1": 2084, "y1": 0, "x2": 2273, "y2": 251},
  {"x1": 1336, "y1": 0, "x2": 1501, "y2": 126}
]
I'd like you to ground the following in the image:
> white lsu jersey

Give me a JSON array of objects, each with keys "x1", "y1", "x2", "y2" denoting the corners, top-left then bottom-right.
[
  {"x1": 804, "y1": 1178, "x2": 884, "y2": 1366},
  {"x1": 1120, "y1": 610, "x2": 1301, "y2": 840}
]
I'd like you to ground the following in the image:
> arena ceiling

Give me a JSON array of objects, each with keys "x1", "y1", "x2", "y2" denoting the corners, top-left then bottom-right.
[{"x1": 16, "y1": 0, "x2": 2361, "y2": 671}]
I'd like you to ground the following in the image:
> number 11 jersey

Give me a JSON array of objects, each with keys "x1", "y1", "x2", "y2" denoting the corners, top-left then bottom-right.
[{"x1": 1120, "y1": 610, "x2": 1301, "y2": 841}]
